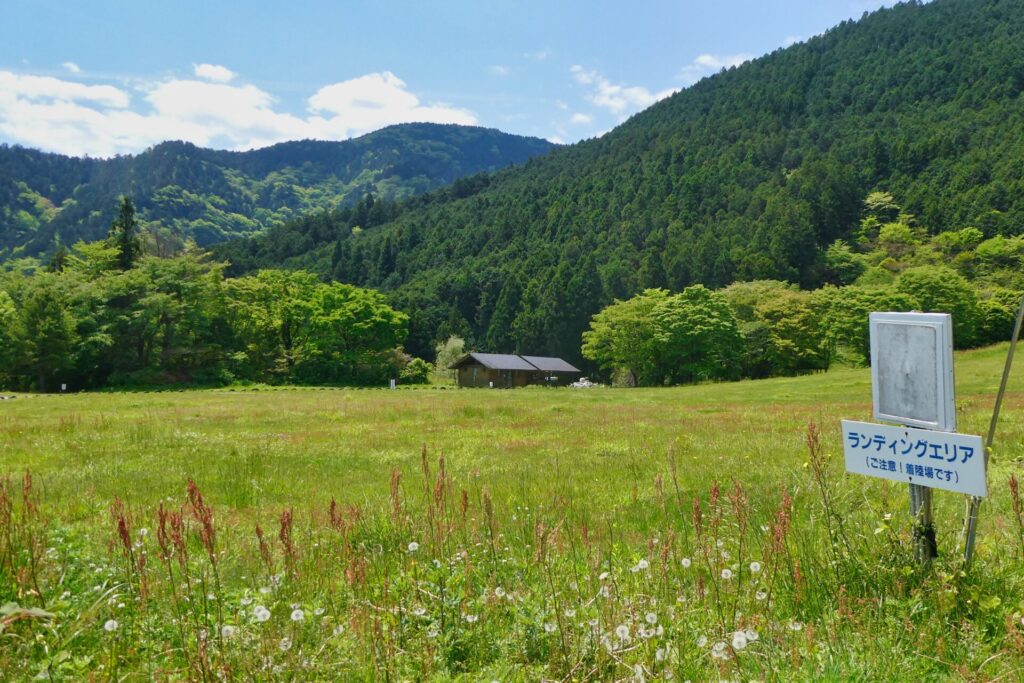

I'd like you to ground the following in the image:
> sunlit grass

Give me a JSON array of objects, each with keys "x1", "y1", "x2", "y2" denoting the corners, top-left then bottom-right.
[{"x1": 1, "y1": 344, "x2": 1022, "y2": 680}]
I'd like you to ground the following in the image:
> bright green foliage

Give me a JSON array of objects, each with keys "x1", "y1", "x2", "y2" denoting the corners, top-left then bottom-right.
[
  {"x1": 813, "y1": 285, "x2": 920, "y2": 364},
  {"x1": 14, "y1": 276, "x2": 77, "y2": 391},
  {"x1": 652, "y1": 285, "x2": 742, "y2": 384},
  {"x1": 896, "y1": 266, "x2": 981, "y2": 346},
  {"x1": 400, "y1": 357, "x2": 432, "y2": 384},
  {"x1": 581, "y1": 289, "x2": 669, "y2": 385}
]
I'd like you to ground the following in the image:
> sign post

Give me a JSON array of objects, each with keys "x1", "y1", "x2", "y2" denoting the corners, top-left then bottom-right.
[
  {"x1": 842, "y1": 312, "x2": 987, "y2": 564},
  {"x1": 962, "y1": 293, "x2": 1024, "y2": 566}
]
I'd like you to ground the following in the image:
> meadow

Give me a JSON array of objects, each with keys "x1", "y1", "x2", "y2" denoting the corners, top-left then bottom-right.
[{"x1": 1, "y1": 344, "x2": 1023, "y2": 681}]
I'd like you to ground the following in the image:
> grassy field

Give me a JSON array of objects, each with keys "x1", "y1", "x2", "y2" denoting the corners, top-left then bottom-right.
[{"x1": 1, "y1": 345, "x2": 1023, "y2": 681}]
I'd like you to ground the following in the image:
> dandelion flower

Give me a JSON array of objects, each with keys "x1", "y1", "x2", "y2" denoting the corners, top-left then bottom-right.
[
  {"x1": 253, "y1": 606, "x2": 271, "y2": 622},
  {"x1": 636, "y1": 558, "x2": 650, "y2": 571},
  {"x1": 656, "y1": 647, "x2": 667, "y2": 662},
  {"x1": 711, "y1": 641, "x2": 729, "y2": 659},
  {"x1": 681, "y1": 557, "x2": 691, "y2": 568},
  {"x1": 755, "y1": 590, "x2": 767, "y2": 601},
  {"x1": 749, "y1": 561, "x2": 762, "y2": 573},
  {"x1": 544, "y1": 622, "x2": 557, "y2": 633},
  {"x1": 732, "y1": 631, "x2": 748, "y2": 650},
  {"x1": 407, "y1": 541, "x2": 420, "y2": 553},
  {"x1": 744, "y1": 628, "x2": 759, "y2": 642},
  {"x1": 696, "y1": 635, "x2": 708, "y2": 648},
  {"x1": 291, "y1": 609, "x2": 305, "y2": 622},
  {"x1": 278, "y1": 637, "x2": 292, "y2": 652},
  {"x1": 721, "y1": 568, "x2": 733, "y2": 580},
  {"x1": 221, "y1": 625, "x2": 236, "y2": 638},
  {"x1": 615, "y1": 624, "x2": 630, "y2": 641},
  {"x1": 645, "y1": 612, "x2": 658, "y2": 625},
  {"x1": 103, "y1": 619, "x2": 118, "y2": 632}
]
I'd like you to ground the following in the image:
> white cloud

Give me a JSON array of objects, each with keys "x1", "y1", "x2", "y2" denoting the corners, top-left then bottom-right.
[
  {"x1": 570, "y1": 112, "x2": 592, "y2": 125},
  {"x1": 0, "y1": 68, "x2": 477, "y2": 157},
  {"x1": 489, "y1": 65, "x2": 509, "y2": 77},
  {"x1": 62, "y1": 61, "x2": 81, "y2": 74},
  {"x1": 677, "y1": 53, "x2": 754, "y2": 86},
  {"x1": 524, "y1": 49, "x2": 551, "y2": 62},
  {"x1": 570, "y1": 65, "x2": 676, "y2": 116},
  {"x1": 193, "y1": 63, "x2": 236, "y2": 83},
  {"x1": 547, "y1": 134, "x2": 565, "y2": 144},
  {"x1": 782, "y1": 35, "x2": 803, "y2": 47}
]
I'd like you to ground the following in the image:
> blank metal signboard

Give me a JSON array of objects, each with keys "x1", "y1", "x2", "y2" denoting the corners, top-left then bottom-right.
[{"x1": 869, "y1": 312, "x2": 956, "y2": 431}]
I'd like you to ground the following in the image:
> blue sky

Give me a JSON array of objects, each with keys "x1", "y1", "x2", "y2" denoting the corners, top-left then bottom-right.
[{"x1": 0, "y1": 0, "x2": 894, "y2": 157}]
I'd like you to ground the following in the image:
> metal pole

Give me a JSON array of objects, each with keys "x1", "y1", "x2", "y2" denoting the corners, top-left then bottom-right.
[
  {"x1": 962, "y1": 293, "x2": 1024, "y2": 567},
  {"x1": 910, "y1": 483, "x2": 937, "y2": 562}
]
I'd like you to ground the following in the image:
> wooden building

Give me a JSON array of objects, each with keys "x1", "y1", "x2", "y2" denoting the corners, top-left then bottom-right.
[{"x1": 449, "y1": 353, "x2": 581, "y2": 388}]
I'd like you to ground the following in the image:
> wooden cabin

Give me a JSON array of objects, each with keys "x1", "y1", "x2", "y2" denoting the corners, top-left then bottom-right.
[{"x1": 449, "y1": 353, "x2": 581, "y2": 388}]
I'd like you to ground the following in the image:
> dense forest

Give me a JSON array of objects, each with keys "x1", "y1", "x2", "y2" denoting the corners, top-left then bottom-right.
[
  {"x1": 218, "y1": 0, "x2": 1024, "y2": 362},
  {"x1": 0, "y1": 124, "x2": 554, "y2": 259}
]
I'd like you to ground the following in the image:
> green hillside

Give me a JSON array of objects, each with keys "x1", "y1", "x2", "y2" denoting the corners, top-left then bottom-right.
[
  {"x1": 219, "y1": 0, "x2": 1024, "y2": 360},
  {"x1": 0, "y1": 123, "x2": 555, "y2": 258}
]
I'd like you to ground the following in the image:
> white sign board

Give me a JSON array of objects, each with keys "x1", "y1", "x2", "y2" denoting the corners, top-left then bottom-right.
[
  {"x1": 869, "y1": 312, "x2": 956, "y2": 431},
  {"x1": 842, "y1": 420, "x2": 986, "y2": 497}
]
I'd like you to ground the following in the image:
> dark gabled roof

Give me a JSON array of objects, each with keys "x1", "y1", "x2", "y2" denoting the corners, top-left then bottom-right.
[
  {"x1": 449, "y1": 352, "x2": 537, "y2": 371},
  {"x1": 519, "y1": 356, "x2": 581, "y2": 373},
  {"x1": 449, "y1": 352, "x2": 581, "y2": 373}
]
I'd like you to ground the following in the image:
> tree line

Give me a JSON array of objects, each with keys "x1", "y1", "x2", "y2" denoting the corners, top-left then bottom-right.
[
  {"x1": 0, "y1": 198, "x2": 429, "y2": 391},
  {"x1": 582, "y1": 192, "x2": 1022, "y2": 385}
]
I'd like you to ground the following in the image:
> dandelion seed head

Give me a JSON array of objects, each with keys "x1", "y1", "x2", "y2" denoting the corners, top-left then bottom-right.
[
  {"x1": 615, "y1": 624, "x2": 630, "y2": 640},
  {"x1": 103, "y1": 619, "x2": 118, "y2": 632},
  {"x1": 291, "y1": 609, "x2": 305, "y2": 622},
  {"x1": 240, "y1": 597, "x2": 253, "y2": 606},
  {"x1": 412, "y1": 606, "x2": 426, "y2": 617},
  {"x1": 789, "y1": 620, "x2": 803, "y2": 631},
  {"x1": 407, "y1": 541, "x2": 420, "y2": 552},
  {"x1": 645, "y1": 612, "x2": 657, "y2": 625},
  {"x1": 494, "y1": 587, "x2": 506, "y2": 597},
  {"x1": 598, "y1": 571, "x2": 610, "y2": 581},
  {"x1": 221, "y1": 625, "x2": 236, "y2": 638},
  {"x1": 253, "y1": 606, "x2": 271, "y2": 622},
  {"x1": 464, "y1": 613, "x2": 478, "y2": 623},
  {"x1": 138, "y1": 528, "x2": 148, "y2": 537},
  {"x1": 564, "y1": 608, "x2": 576, "y2": 618},
  {"x1": 749, "y1": 561, "x2": 762, "y2": 573},
  {"x1": 721, "y1": 568, "x2": 733, "y2": 580},
  {"x1": 278, "y1": 637, "x2": 292, "y2": 652},
  {"x1": 732, "y1": 631, "x2": 748, "y2": 650},
  {"x1": 696, "y1": 635, "x2": 708, "y2": 647},
  {"x1": 313, "y1": 607, "x2": 325, "y2": 616},
  {"x1": 744, "y1": 628, "x2": 759, "y2": 642},
  {"x1": 680, "y1": 557, "x2": 691, "y2": 568},
  {"x1": 544, "y1": 622, "x2": 557, "y2": 633},
  {"x1": 755, "y1": 590, "x2": 768, "y2": 601}
]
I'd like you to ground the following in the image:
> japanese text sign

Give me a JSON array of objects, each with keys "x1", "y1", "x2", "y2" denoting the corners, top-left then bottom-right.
[{"x1": 842, "y1": 420, "x2": 986, "y2": 497}]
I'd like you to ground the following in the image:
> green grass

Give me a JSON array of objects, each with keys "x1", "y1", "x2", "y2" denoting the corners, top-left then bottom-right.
[{"x1": 1, "y1": 345, "x2": 1023, "y2": 680}]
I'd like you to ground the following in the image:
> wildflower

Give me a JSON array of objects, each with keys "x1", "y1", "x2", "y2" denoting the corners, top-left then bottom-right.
[
  {"x1": 732, "y1": 631, "x2": 748, "y2": 651},
  {"x1": 407, "y1": 541, "x2": 420, "y2": 553},
  {"x1": 749, "y1": 561, "x2": 762, "y2": 573},
  {"x1": 721, "y1": 568, "x2": 733, "y2": 580},
  {"x1": 645, "y1": 612, "x2": 658, "y2": 625},
  {"x1": 291, "y1": 609, "x2": 305, "y2": 622},
  {"x1": 221, "y1": 625, "x2": 236, "y2": 638},
  {"x1": 744, "y1": 628, "x2": 759, "y2": 642},
  {"x1": 253, "y1": 606, "x2": 271, "y2": 622},
  {"x1": 544, "y1": 622, "x2": 557, "y2": 633},
  {"x1": 696, "y1": 635, "x2": 708, "y2": 648},
  {"x1": 313, "y1": 607, "x2": 325, "y2": 616},
  {"x1": 103, "y1": 619, "x2": 118, "y2": 632},
  {"x1": 680, "y1": 557, "x2": 691, "y2": 568},
  {"x1": 278, "y1": 637, "x2": 292, "y2": 652},
  {"x1": 564, "y1": 608, "x2": 576, "y2": 618},
  {"x1": 464, "y1": 614, "x2": 478, "y2": 623},
  {"x1": 788, "y1": 620, "x2": 803, "y2": 631},
  {"x1": 494, "y1": 587, "x2": 506, "y2": 598},
  {"x1": 615, "y1": 624, "x2": 631, "y2": 641},
  {"x1": 755, "y1": 590, "x2": 767, "y2": 601}
]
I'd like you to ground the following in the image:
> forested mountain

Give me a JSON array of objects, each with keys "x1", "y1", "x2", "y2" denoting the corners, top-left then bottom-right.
[
  {"x1": 0, "y1": 124, "x2": 555, "y2": 258},
  {"x1": 218, "y1": 0, "x2": 1024, "y2": 361}
]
